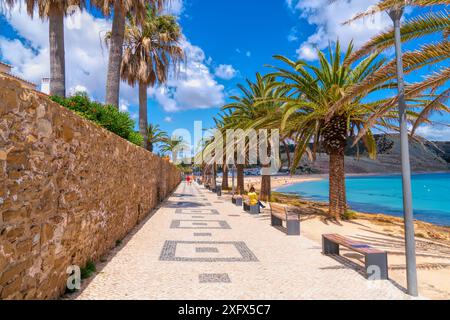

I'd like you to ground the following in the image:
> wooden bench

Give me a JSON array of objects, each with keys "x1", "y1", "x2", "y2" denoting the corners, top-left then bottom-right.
[
  {"x1": 322, "y1": 234, "x2": 388, "y2": 280},
  {"x1": 269, "y1": 203, "x2": 300, "y2": 235}
]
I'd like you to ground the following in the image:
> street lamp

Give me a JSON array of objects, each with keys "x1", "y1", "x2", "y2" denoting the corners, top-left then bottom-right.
[{"x1": 388, "y1": 5, "x2": 418, "y2": 297}]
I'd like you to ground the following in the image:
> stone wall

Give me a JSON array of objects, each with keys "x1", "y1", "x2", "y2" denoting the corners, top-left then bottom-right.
[{"x1": 0, "y1": 75, "x2": 181, "y2": 299}]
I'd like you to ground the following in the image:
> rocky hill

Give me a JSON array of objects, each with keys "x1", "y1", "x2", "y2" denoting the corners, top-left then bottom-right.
[{"x1": 281, "y1": 134, "x2": 450, "y2": 174}]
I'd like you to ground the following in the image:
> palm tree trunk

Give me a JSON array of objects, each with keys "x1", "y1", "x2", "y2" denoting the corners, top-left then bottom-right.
[
  {"x1": 389, "y1": 7, "x2": 418, "y2": 297},
  {"x1": 202, "y1": 165, "x2": 206, "y2": 184},
  {"x1": 260, "y1": 165, "x2": 271, "y2": 202},
  {"x1": 283, "y1": 140, "x2": 291, "y2": 169},
  {"x1": 105, "y1": 2, "x2": 125, "y2": 108},
  {"x1": 328, "y1": 151, "x2": 346, "y2": 219},
  {"x1": 48, "y1": 7, "x2": 66, "y2": 97},
  {"x1": 139, "y1": 82, "x2": 148, "y2": 149},
  {"x1": 222, "y1": 166, "x2": 229, "y2": 190},
  {"x1": 212, "y1": 164, "x2": 217, "y2": 188},
  {"x1": 236, "y1": 164, "x2": 244, "y2": 194}
]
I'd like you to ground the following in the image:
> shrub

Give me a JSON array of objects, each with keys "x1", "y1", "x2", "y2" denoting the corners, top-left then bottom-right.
[
  {"x1": 80, "y1": 260, "x2": 96, "y2": 279},
  {"x1": 50, "y1": 93, "x2": 138, "y2": 146},
  {"x1": 128, "y1": 131, "x2": 144, "y2": 147},
  {"x1": 97, "y1": 105, "x2": 135, "y2": 139},
  {"x1": 342, "y1": 210, "x2": 358, "y2": 220}
]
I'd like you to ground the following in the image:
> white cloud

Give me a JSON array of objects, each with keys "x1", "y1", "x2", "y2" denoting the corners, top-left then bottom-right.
[
  {"x1": 296, "y1": 43, "x2": 316, "y2": 60},
  {"x1": 0, "y1": 1, "x2": 226, "y2": 114},
  {"x1": 415, "y1": 124, "x2": 450, "y2": 142},
  {"x1": 287, "y1": 27, "x2": 299, "y2": 42},
  {"x1": 0, "y1": 4, "x2": 114, "y2": 103},
  {"x1": 214, "y1": 64, "x2": 238, "y2": 80},
  {"x1": 164, "y1": 0, "x2": 184, "y2": 16},
  {"x1": 69, "y1": 85, "x2": 88, "y2": 96},
  {"x1": 119, "y1": 99, "x2": 130, "y2": 112},
  {"x1": 287, "y1": 0, "x2": 394, "y2": 60},
  {"x1": 235, "y1": 48, "x2": 251, "y2": 58},
  {"x1": 152, "y1": 39, "x2": 225, "y2": 112},
  {"x1": 164, "y1": 116, "x2": 173, "y2": 123}
]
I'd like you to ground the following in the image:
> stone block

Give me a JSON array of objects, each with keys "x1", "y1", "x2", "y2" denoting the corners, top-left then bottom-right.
[
  {"x1": 0, "y1": 260, "x2": 28, "y2": 285},
  {"x1": 0, "y1": 277, "x2": 22, "y2": 300}
]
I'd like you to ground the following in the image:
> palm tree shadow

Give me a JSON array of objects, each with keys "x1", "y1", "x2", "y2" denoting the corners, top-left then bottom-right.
[
  {"x1": 351, "y1": 232, "x2": 450, "y2": 259},
  {"x1": 321, "y1": 254, "x2": 407, "y2": 294},
  {"x1": 163, "y1": 201, "x2": 212, "y2": 209}
]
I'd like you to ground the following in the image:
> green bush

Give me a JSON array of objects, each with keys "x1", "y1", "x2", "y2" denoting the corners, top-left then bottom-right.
[
  {"x1": 128, "y1": 131, "x2": 144, "y2": 147},
  {"x1": 342, "y1": 210, "x2": 358, "y2": 220},
  {"x1": 50, "y1": 93, "x2": 139, "y2": 145},
  {"x1": 97, "y1": 105, "x2": 135, "y2": 139},
  {"x1": 80, "y1": 260, "x2": 96, "y2": 279}
]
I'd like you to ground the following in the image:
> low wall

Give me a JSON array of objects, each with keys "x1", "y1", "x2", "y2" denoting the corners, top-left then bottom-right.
[{"x1": 0, "y1": 75, "x2": 181, "y2": 299}]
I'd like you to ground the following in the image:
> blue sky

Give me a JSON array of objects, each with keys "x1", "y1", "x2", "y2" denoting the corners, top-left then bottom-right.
[{"x1": 0, "y1": 0, "x2": 449, "y2": 144}]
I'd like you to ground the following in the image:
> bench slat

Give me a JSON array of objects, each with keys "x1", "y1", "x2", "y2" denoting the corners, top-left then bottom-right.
[
  {"x1": 323, "y1": 234, "x2": 384, "y2": 255},
  {"x1": 269, "y1": 203, "x2": 299, "y2": 221}
]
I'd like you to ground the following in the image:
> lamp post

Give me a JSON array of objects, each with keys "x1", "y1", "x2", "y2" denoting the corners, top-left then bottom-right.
[{"x1": 388, "y1": 6, "x2": 418, "y2": 297}]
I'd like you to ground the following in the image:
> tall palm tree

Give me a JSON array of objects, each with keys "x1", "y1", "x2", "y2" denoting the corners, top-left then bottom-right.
[
  {"x1": 92, "y1": 0, "x2": 165, "y2": 108},
  {"x1": 161, "y1": 137, "x2": 186, "y2": 162},
  {"x1": 222, "y1": 74, "x2": 287, "y2": 201},
  {"x1": 3, "y1": 0, "x2": 86, "y2": 97},
  {"x1": 222, "y1": 164, "x2": 229, "y2": 190},
  {"x1": 334, "y1": 0, "x2": 450, "y2": 297},
  {"x1": 213, "y1": 111, "x2": 246, "y2": 194},
  {"x1": 147, "y1": 123, "x2": 168, "y2": 152},
  {"x1": 272, "y1": 41, "x2": 396, "y2": 218},
  {"x1": 120, "y1": 8, "x2": 183, "y2": 150},
  {"x1": 332, "y1": 2, "x2": 449, "y2": 134}
]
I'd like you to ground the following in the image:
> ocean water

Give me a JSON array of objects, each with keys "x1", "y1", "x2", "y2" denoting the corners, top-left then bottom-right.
[{"x1": 276, "y1": 173, "x2": 450, "y2": 226}]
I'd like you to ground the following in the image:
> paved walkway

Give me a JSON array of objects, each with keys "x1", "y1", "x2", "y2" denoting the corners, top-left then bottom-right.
[{"x1": 73, "y1": 182, "x2": 411, "y2": 300}]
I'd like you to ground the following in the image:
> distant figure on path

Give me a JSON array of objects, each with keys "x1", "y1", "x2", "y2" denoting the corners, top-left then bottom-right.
[{"x1": 186, "y1": 175, "x2": 191, "y2": 185}]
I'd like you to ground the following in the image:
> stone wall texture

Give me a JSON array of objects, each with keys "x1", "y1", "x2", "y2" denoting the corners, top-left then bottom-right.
[{"x1": 0, "y1": 75, "x2": 181, "y2": 299}]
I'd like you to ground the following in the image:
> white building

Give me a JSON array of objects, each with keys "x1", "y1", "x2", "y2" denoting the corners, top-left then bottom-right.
[{"x1": 40, "y1": 78, "x2": 50, "y2": 95}]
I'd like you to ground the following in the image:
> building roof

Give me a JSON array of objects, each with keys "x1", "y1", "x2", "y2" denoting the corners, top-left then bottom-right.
[
  {"x1": 0, "y1": 72, "x2": 37, "y2": 87},
  {"x1": 0, "y1": 61, "x2": 12, "y2": 68}
]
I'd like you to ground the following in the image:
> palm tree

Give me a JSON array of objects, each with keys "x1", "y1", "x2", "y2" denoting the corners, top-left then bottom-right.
[
  {"x1": 222, "y1": 74, "x2": 287, "y2": 201},
  {"x1": 332, "y1": 1, "x2": 449, "y2": 130},
  {"x1": 161, "y1": 137, "x2": 186, "y2": 162},
  {"x1": 212, "y1": 112, "x2": 246, "y2": 194},
  {"x1": 92, "y1": 0, "x2": 166, "y2": 108},
  {"x1": 222, "y1": 164, "x2": 229, "y2": 190},
  {"x1": 272, "y1": 41, "x2": 395, "y2": 218},
  {"x1": 334, "y1": 0, "x2": 450, "y2": 297},
  {"x1": 3, "y1": 0, "x2": 86, "y2": 97},
  {"x1": 120, "y1": 8, "x2": 183, "y2": 150},
  {"x1": 147, "y1": 123, "x2": 168, "y2": 152}
]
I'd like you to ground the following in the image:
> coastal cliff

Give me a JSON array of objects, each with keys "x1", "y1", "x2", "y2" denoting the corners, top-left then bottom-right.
[{"x1": 282, "y1": 134, "x2": 450, "y2": 174}]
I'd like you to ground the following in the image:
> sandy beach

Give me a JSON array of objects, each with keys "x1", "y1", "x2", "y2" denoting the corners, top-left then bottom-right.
[
  {"x1": 219, "y1": 174, "x2": 450, "y2": 300},
  {"x1": 243, "y1": 174, "x2": 327, "y2": 190}
]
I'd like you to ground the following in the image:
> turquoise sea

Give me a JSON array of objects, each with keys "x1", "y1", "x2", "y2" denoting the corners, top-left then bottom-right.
[{"x1": 276, "y1": 173, "x2": 450, "y2": 226}]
